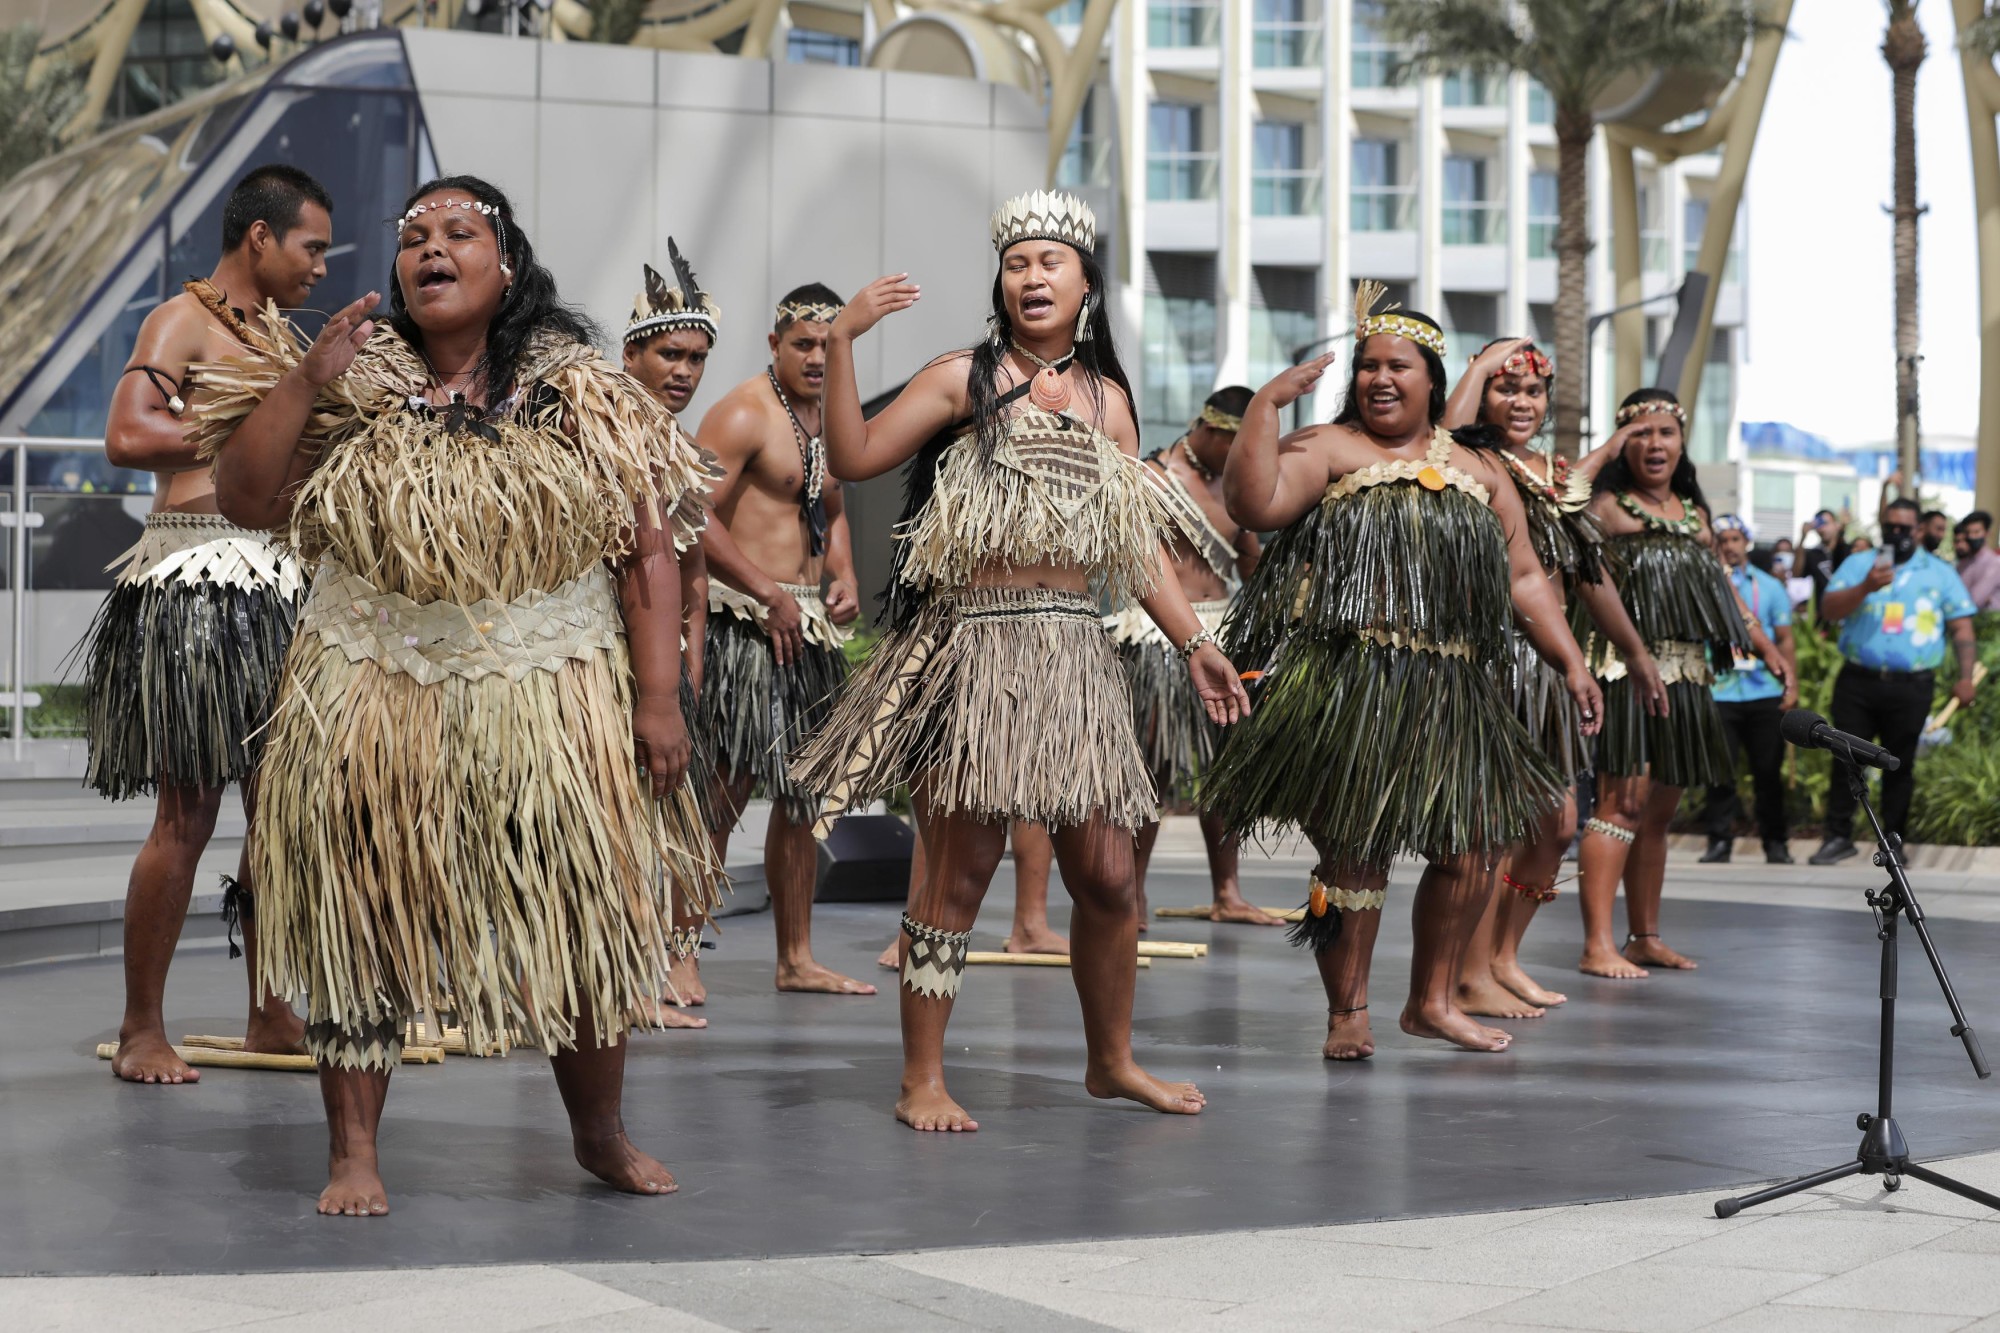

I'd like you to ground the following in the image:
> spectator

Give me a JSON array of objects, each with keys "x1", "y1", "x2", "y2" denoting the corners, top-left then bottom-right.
[
  {"x1": 1810, "y1": 498, "x2": 1979, "y2": 864},
  {"x1": 1850, "y1": 534, "x2": 1875, "y2": 555},
  {"x1": 1957, "y1": 510, "x2": 2000, "y2": 612},
  {"x1": 1921, "y1": 509, "x2": 1951, "y2": 554},
  {"x1": 1700, "y1": 517, "x2": 1798, "y2": 865},
  {"x1": 1798, "y1": 508, "x2": 1851, "y2": 612}
]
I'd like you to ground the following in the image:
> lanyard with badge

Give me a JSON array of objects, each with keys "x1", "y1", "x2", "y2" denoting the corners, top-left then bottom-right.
[{"x1": 1730, "y1": 570, "x2": 1762, "y2": 672}]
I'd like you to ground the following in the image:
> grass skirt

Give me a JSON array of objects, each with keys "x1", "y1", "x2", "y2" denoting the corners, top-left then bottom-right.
[
  {"x1": 695, "y1": 588, "x2": 848, "y2": 827},
  {"x1": 1106, "y1": 599, "x2": 1229, "y2": 801},
  {"x1": 258, "y1": 567, "x2": 723, "y2": 1072},
  {"x1": 78, "y1": 513, "x2": 301, "y2": 799},
  {"x1": 1596, "y1": 642, "x2": 1732, "y2": 789},
  {"x1": 1205, "y1": 633, "x2": 1564, "y2": 870},
  {"x1": 790, "y1": 586, "x2": 1155, "y2": 829},
  {"x1": 1508, "y1": 632, "x2": 1588, "y2": 782}
]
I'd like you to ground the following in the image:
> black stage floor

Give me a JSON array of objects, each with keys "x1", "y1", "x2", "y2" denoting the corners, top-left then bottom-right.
[{"x1": 4, "y1": 862, "x2": 1999, "y2": 1277}]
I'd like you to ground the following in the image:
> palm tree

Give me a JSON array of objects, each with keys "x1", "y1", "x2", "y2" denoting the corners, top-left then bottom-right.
[
  {"x1": 0, "y1": 26, "x2": 83, "y2": 187},
  {"x1": 1886, "y1": 1, "x2": 1926, "y2": 491},
  {"x1": 1373, "y1": 1, "x2": 1761, "y2": 454}
]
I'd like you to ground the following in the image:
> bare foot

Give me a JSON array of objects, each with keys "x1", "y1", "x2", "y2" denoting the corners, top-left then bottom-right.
[
  {"x1": 897, "y1": 1077, "x2": 979, "y2": 1131},
  {"x1": 1579, "y1": 944, "x2": 1650, "y2": 979},
  {"x1": 1456, "y1": 976, "x2": 1546, "y2": 1020},
  {"x1": 1003, "y1": 925, "x2": 1071, "y2": 955},
  {"x1": 1625, "y1": 936, "x2": 1697, "y2": 970},
  {"x1": 1494, "y1": 960, "x2": 1567, "y2": 1007},
  {"x1": 666, "y1": 954, "x2": 706, "y2": 1006},
  {"x1": 1324, "y1": 1009, "x2": 1375, "y2": 1060},
  {"x1": 1210, "y1": 894, "x2": 1284, "y2": 926},
  {"x1": 573, "y1": 1131, "x2": 677, "y2": 1195},
  {"x1": 111, "y1": 1028, "x2": 199, "y2": 1084},
  {"x1": 876, "y1": 938, "x2": 902, "y2": 972},
  {"x1": 243, "y1": 1005, "x2": 307, "y2": 1056},
  {"x1": 1084, "y1": 1061, "x2": 1206, "y2": 1115},
  {"x1": 318, "y1": 1152, "x2": 389, "y2": 1217},
  {"x1": 1401, "y1": 1002, "x2": 1512, "y2": 1052},
  {"x1": 776, "y1": 961, "x2": 878, "y2": 995},
  {"x1": 636, "y1": 997, "x2": 707, "y2": 1030}
]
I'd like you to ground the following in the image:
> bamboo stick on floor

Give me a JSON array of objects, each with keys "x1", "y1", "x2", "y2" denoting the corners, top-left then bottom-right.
[
  {"x1": 966, "y1": 952, "x2": 1152, "y2": 968},
  {"x1": 96, "y1": 1042, "x2": 313, "y2": 1072},
  {"x1": 183, "y1": 1034, "x2": 445, "y2": 1065},
  {"x1": 1137, "y1": 941, "x2": 1207, "y2": 958},
  {"x1": 1153, "y1": 905, "x2": 1305, "y2": 922}
]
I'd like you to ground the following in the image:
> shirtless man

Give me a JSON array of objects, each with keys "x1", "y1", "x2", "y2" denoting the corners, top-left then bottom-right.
[
  {"x1": 622, "y1": 245, "x2": 722, "y2": 1029},
  {"x1": 1119, "y1": 386, "x2": 1278, "y2": 928},
  {"x1": 92, "y1": 165, "x2": 331, "y2": 1083},
  {"x1": 691, "y1": 283, "x2": 873, "y2": 998}
]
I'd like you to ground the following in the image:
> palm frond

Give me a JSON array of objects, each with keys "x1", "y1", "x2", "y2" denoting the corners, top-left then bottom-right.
[
  {"x1": 1964, "y1": 7, "x2": 2000, "y2": 59},
  {"x1": 0, "y1": 25, "x2": 86, "y2": 186}
]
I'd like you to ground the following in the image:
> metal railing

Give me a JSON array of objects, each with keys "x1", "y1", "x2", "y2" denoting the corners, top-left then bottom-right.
[
  {"x1": 5, "y1": 437, "x2": 112, "y2": 758},
  {"x1": 1254, "y1": 21, "x2": 1324, "y2": 68},
  {"x1": 1254, "y1": 170, "x2": 1324, "y2": 217},
  {"x1": 1444, "y1": 201, "x2": 1506, "y2": 245},
  {"x1": 1149, "y1": 2, "x2": 1221, "y2": 48},
  {"x1": 1149, "y1": 152, "x2": 1221, "y2": 202}
]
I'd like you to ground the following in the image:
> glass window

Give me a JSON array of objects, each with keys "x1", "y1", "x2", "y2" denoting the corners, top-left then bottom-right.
[
  {"x1": 1250, "y1": 267, "x2": 1318, "y2": 388},
  {"x1": 1058, "y1": 88, "x2": 1108, "y2": 189},
  {"x1": 1443, "y1": 292, "x2": 1499, "y2": 369},
  {"x1": 1443, "y1": 156, "x2": 1500, "y2": 245},
  {"x1": 786, "y1": 29, "x2": 861, "y2": 65},
  {"x1": 1442, "y1": 68, "x2": 1502, "y2": 107},
  {"x1": 1048, "y1": 1, "x2": 1087, "y2": 22},
  {"x1": 1688, "y1": 330, "x2": 1735, "y2": 465},
  {"x1": 1683, "y1": 197, "x2": 1709, "y2": 274},
  {"x1": 111, "y1": 0, "x2": 228, "y2": 124},
  {"x1": 1149, "y1": 3, "x2": 1221, "y2": 48},
  {"x1": 1252, "y1": 121, "x2": 1316, "y2": 217},
  {"x1": 1351, "y1": 1, "x2": 1399, "y2": 88},
  {"x1": 1143, "y1": 253, "x2": 1217, "y2": 445},
  {"x1": 1528, "y1": 170, "x2": 1558, "y2": 259},
  {"x1": 1148, "y1": 103, "x2": 1215, "y2": 201},
  {"x1": 1350, "y1": 139, "x2": 1411, "y2": 231},
  {"x1": 1527, "y1": 79, "x2": 1554, "y2": 124},
  {"x1": 1254, "y1": 0, "x2": 1321, "y2": 68},
  {"x1": 1639, "y1": 182, "x2": 1668, "y2": 273}
]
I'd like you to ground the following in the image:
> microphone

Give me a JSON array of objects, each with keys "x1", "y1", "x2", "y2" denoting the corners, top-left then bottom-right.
[{"x1": 1781, "y1": 708, "x2": 1902, "y2": 772}]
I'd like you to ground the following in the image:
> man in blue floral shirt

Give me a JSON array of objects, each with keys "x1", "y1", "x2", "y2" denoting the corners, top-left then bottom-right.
[{"x1": 1811, "y1": 498, "x2": 1979, "y2": 864}]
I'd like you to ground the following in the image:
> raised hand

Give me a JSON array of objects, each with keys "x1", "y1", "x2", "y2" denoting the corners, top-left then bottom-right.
[
  {"x1": 1259, "y1": 351, "x2": 1337, "y2": 410},
  {"x1": 298, "y1": 292, "x2": 379, "y2": 388},
  {"x1": 834, "y1": 274, "x2": 921, "y2": 341}
]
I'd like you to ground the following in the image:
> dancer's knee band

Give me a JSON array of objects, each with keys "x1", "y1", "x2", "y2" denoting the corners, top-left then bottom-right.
[
  {"x1": 1585, "y1": 817, "x2": 1636, "y2": 844},
  {"x1": 901, "y1": 912, "x2": 971, "y2": 999}
]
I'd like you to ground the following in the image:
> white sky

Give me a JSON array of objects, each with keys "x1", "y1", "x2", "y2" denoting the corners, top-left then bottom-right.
[{"x1": 1736, "y1": 0, "x2": 1980, "y2": 446}]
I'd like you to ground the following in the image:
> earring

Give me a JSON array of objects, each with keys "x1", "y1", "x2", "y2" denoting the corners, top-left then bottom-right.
[
  {"x1": 986, "y1": 313, "x2": 1006, "y2": 356},
  {"x1": 501, "y1": 265, "x2": 513, "y2": 280},
  {"x1": 1074, "y1": 291, "x2": 1094, "y2": 343}
]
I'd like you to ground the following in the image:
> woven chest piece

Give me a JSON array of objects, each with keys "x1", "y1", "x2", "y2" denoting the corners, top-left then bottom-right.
[{"x1": 995, "y1": 413, "x2": 1113, "y2": 520}]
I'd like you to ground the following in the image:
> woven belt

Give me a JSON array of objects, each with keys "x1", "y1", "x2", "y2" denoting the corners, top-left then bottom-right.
[
  {"x1": 709, "y1": 579, "x2": 850, "y2": 650},
  {"x1": 108, "y1": 511, "x2": 302, "y2": 596}
]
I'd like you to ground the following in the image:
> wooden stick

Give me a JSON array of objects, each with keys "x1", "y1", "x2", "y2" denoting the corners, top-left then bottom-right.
[
  {"x1": 186, "y1": 1034, "x2": 445, "y2": 1065},
  {"x1": 1153, "y1": 905, "x2": 1304, "y2": 922},
  {"x1": 966, "y1": 952, "x2": 1152, "y2": 968},
  {"x1": 1137, "y1": 941, "x2": 1208, "y2": 959},
  {"x1": 97, "y1": 1042, "x2": 313, "y2": 1072}
]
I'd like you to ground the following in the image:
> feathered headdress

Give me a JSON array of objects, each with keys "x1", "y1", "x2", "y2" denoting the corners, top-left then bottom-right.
[
  {"x1": 1352, "y1": 279, "x2": 1446, "y2": 358},
  {"x1": 624, "y1": 239, "x2": 721, "y2": 345}
]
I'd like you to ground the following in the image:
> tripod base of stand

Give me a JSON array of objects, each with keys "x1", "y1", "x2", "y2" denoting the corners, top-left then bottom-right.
[{"x1": 1715, "y1": 1114, "x2": 2000, "y2": 1218}]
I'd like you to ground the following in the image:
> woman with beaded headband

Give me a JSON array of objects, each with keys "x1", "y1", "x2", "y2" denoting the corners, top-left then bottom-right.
[
  {"x1": 1439, "y1": 338, "x2": 1669, "y2": 1018},
  {"x1": 191, "y1": 175, "x2": 724, "y2": 1214},
  {"x1": 1203, "y1": 285, "x2": 1601, "y2": 1059},
  {"x1": 790, "y1": 188, "x2": 1250, "y2": 1132},
  {"x1": 1578, "y1": 387, "x2": 1790, "y2": 978}
]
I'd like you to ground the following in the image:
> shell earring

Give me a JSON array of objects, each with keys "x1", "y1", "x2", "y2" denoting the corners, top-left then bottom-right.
[
  {"x1": 986, "y1": 312, "x2": 1007, "y2": 356},
  {"x1": 1074, "y1": 291, "x2": 1093, "y2": 343}
]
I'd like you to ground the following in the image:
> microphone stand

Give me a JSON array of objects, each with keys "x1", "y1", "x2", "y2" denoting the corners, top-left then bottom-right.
[{"x1": 1715, "y1": 744, "x2": 1998, "y2": 1218}]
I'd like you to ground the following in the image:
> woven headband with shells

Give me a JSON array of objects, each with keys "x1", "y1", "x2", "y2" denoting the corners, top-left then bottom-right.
[
  {"x1": 991, "y1": 188, "x2": 1097, "y2": 255},
  {"x1": 1352, "y1": 279, "x2": 1447, "y2": 359},
  {"x1": 1199, "y1": 404, "x2": 1243, "y2": 433},
  {"x1": 1615, "y1": 398, "x2": 1688, "y2": 427},
  {"x1": 625, "y1": 238, "x2": 720, "y2": 345},
  {"x1": 776, "y1": 298, "x2": 844, "y2": 326}
]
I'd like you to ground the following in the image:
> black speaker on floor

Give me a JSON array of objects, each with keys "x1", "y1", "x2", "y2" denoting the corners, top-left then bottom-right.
[{"x1": 814, "y1": 814, "x2": 915, "y2": 902}]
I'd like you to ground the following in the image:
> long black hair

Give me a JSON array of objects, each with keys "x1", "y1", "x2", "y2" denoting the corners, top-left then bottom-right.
[
  {"x1": 1332, "y1": 311, "x2": 1449, "y2": 429},
  {"x1": 1594, "y1": 386, "x2": 1709, "y2": 513},
  {"x1": 964, "y1": 243, "x2": 1133, "y2": 463},
  {"x1": 387, "y1": 175, "x2": 599, "y2": 401}
]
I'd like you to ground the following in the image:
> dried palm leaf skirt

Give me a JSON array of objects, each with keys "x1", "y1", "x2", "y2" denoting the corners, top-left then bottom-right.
[
  {"x1": 259, "y1": 560, "x2": 724, "y2": 1071},
  {"x1": 79, "y1": 512, "x2": 302, "y2": 799},
  {"x1": 1508, "y1": 631, "x2": 1589, "y2": 783},
  {"x1": 1595, "y1": 640, "x2": 1732, "y2": 789},
  {"x1": 1104, "y1": 598, "x2": 1230, "y2": 800},
  {"x1": 790, "y1": 586, "x2": 1154, "y2": 830},
  {"x1": 696, "y1": 582, "x2": 849, "y2": 826}
]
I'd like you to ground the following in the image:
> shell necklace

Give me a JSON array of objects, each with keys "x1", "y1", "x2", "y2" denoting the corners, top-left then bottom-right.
[{"x1": 1010, "y1": 341, "x2": 1077, "y2": 414}]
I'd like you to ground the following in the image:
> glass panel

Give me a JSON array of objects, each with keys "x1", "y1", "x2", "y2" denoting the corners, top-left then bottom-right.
[
  {"x1": 1351, "y1": 0, "x2": 1399, "y2": 87},
  {"x1": 279, "y1": 31, "x2": 415, "y2": 89},
  {"x1": 1527, "y1": 79, "x2": 1553, "y2": 124},
  {"x1": 111, "y1": 0, "x2": 228, "y2": 124},
  {"x1": 1149, "y1": 103, "x2": 1215, "y2": 201},
  {"x1": 1253, "y1": 0, "x2": 1320, "y2": 67},
  {"x1": 1528, "y1": 170, "x2": 1558, "y2": 258},
  {"x1": 1142, "y1": 255, "x2": 1216, "y2": 445},
  {"x1": 1058, "y1": 89, "x2": 1110, "y2": 188},
  {"x1": 1442, "y1": 68, "x2": 1502, "y2": 106},
  {"x1": 1442, "y1": 156, "x2": 1499, "y2": 245},
  {"x1": 1149, "y1": 3, "x2": 1221, "y2": 47},
  {"x1": 1350, "y1": 139, "x2": 1412, "y2": 231},
  {"x1": 1048, "y1": 1, "x2": 1087, "y2": 22},
  {"x1": 29, "y1": 493, "x2": 150, "y2": 591},
  {"x1": 786, "y1": 30, "x2": 861, "y2": 65},
  {"x1": 1250, "y1": 266, "x2": 1318, "y2": 387}
]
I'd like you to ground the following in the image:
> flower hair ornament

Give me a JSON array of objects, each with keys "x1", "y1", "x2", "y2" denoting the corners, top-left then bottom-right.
[
  {"x1": 396, "y1": 197, "x2": 512, "y2": 284},
  {"x1": 1496, "y1": 343, "x2": 1552, "y2": 381},
  {"x1": 1615, "y1": 398, "x2": 1688, "y2": 427},
  {"x1": 1352, "y1": 279, "x2": 1446, "y2": 358}
]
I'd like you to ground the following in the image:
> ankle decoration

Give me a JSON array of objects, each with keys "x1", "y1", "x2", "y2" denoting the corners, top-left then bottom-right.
[
  {"x1": 218, "y1": 874, "x2": 253, "y2": 960},
  {"x1": 1329, "y1": 1003, "x2": 1369, "y2": 1016},
  {"x1": 669, "y1": 925, "x2": 705, "y2": 961},
  {"x1": 1502, "y1": 870, "x2": 1560, "y2": 903},
  {"x1": 1585, "y1": 817, "x2": 1636, "y2": 845},
  {"x1": 1309, "y1": 873, "x2": 1385, "y2": 914},
  {"x1": 901, "y1": 913, "x2": 972, "y2": 999}
]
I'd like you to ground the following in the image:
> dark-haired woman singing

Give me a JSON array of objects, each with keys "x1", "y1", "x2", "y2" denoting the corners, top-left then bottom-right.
[
  {"x1": 1577, "y1": 388, "x2": 1789, "y2": 978},
  {"x1": 1204, "y1": 285, "x2": 1600, "y2": 1060},
  {"x1": 791, "y1": 189, "x2": 1249, "y2": 1133},
  {"x1": 195, "y1": 176, "x2": 723, "y2": 1214}
]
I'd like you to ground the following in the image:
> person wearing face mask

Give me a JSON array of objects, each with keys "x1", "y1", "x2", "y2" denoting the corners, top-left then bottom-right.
[
  {"x1": 1698, "y1": 515, "x2": 1798, "y2": 865},
  {"x1": 1956, "y1": 509, "x2": 2000, "y2": 612},
  {"x1": 1811, "y1": 498, "x2": 1980, "y2": 864},
  {"x1": 1921, "y1": 509, "x2": 1951, "y2": 555}
]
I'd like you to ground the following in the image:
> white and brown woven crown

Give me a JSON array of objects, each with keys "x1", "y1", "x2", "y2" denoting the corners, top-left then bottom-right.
[
  {"x1": 991, "y1": 188, "x2": 1097, "y2": 255},
  {"x1": 1352, "y1": 278, "x2": 1447, "y2": 359},
  {"x1": 624, "y1": 265, "x2": 721, "y2": 345},
  {"x1": 776, "y1": 298, "x2": 843, "y2": 326}
]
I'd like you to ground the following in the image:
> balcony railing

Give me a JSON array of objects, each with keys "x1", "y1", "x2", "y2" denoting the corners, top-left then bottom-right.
[
  {"x1": 1254, "y1": 22, "x2": 1324, "y2": 68},
  {"x1": 1254, "y1": 170, "x2": 1324, "y2": 217},
  {"x1": 1149, "y1": 3, "x2": 1220, "y2": 48},
  {"x1": 1149, "y1": 152, "x2": 1220, "y2": 202},
  {"x1": 1350, "y1": 186, "x2": 1417, "y2": 232},
  {"x1": 1529, "y1": 219, "x2": 1557, "y2": 259},
  {"x1": 1351, "y1": 44, "x2": 1401, "y2": 88},
  {"x1": 1059, "y1": 138, "x2": 1115, "y2": 190},
  {"x1": 1442, "y1": 69, "x2": 1503, "y2": 107},
  {"x1": 1443, "y1": 202, "x2": 1505, "y2": 245},
  {"x1": 1642, "y1": 232, "x2": 1670, "y2": 272},
  {"x1": 1684, "y1": 243, "x2": 1743, "y2": 283}
]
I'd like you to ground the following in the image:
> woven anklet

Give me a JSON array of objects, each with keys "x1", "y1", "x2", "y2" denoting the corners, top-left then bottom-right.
[
  {"x1": 1309, "y1": 873, "x2": 1386, "y2": 915},
  {"x1": 1585, "y1": 817, "x2": 1636, "y2": 844},
  {"x1": 1329, "y1": 1004, "x2": 1369, "y2": 1016}
]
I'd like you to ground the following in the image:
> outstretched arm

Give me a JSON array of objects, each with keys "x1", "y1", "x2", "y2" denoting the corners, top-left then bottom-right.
[
  {"x1": 1224, "y1": 354, "x2": 1338, "y2": 531},
  {"x1": 210, "y1": 292, "x2": 377, "y2": 531},
  {"x1": 823, "y1": 274, "x2": 960, "y2": 481}
]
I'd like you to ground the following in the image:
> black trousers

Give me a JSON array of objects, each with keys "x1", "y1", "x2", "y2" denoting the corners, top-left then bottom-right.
[
  {"x1": 1701, "y1": 696, "x2": 1788, "y2": 843},
  {"x1": 1822, "y1": 664, "x2": 1934, "y2": 842}
]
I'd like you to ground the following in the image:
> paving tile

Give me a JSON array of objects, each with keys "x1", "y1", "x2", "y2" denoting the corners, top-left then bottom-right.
[
  {"x1": 524, "y1": 1306, "x2": 741, "y2": 1332},
  {"x1": 1207, "y1": 1273, "x2": 1541, "y2": 1332},
  {"x1": 1274, "y1": 1208, "x2": 1549, "y2": 1250},
  {"x1": 1650, "y1": 1210, "x2": 1961, "y2": 1273},
  {"x1": 2, "y1": 1279, "x2": 287, "y2": 1333},
  {"x1": 1700, "y1": 1308, "x2": 1971, "y2": 1333},
  {"x1": 1470, "y1": 1260, "x2": 1824, "y2": 1333},
  {"x1": 232, "y1": 1266, "x2": 648, "y2": 1332},
  {"x1": 1921, "y1": 1221, "x2": 2000, "y2": 1254},
  {"x1": 1775, "y1": 1249, "x2": 2000, "y2": 1318}
]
